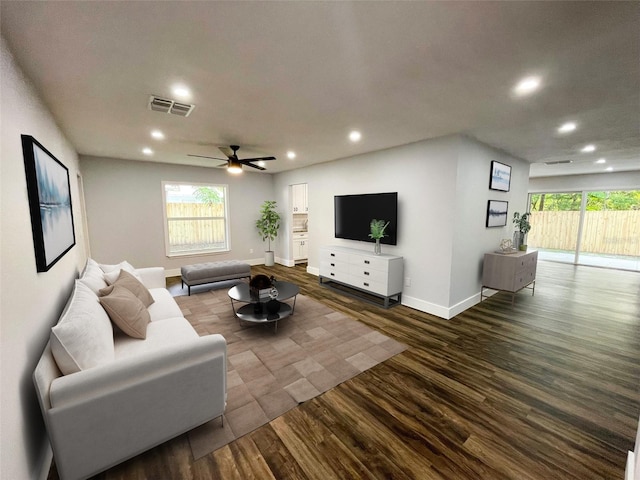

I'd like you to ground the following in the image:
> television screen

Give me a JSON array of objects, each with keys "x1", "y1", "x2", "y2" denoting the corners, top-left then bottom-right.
[{"x1": 334, "y1": 192, "x2": 398, "y2": 245}]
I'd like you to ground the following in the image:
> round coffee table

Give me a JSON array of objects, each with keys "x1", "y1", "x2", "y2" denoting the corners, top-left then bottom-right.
[{"x1": 228, "y1": 281, "x2": 300, "y2": 331}]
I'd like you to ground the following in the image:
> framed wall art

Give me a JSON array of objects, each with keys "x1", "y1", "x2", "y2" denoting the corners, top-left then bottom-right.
[
  {"x1": 22, "y1": 135, "x2": 76, "y2": 272},
  {"x1": 489, "y1": 160, "x2": 511, "y2": 192},
  {"x1": 486, "y1": 200, "x2": 508, "y2": 228}
]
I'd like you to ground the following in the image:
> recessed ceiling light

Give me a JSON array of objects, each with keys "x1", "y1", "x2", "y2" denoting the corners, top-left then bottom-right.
[
  {"x1": 513, "y1": 76, "x2": 541, "y2": 96},
  {"x1": 581, "y1": 144, "x2": 596, "y2": 153},
  {"x1": 142, "y1": 147, "x2": 153, "y2": 155},
  {"x1": 557, "y1": 122, "x2": 577, "y2": 134},
  {"x1": 349, "y1": 130, "x2": 361, "y2": 142},
  {"x1": 595, "y1": 158, "x2": 606, "y2": 164},
  {"x1": 287, "y1": 151, "x2": 296, "y2": 160},
  {"x1": 605, "y1": 167, "x2": 613, "y2": 172},
  {"x1": 171, "y1": 84, "x2": 191, "y2": 99},
  {"x1": 151, "y1": 130, "x2": 165, "y2": 140}
]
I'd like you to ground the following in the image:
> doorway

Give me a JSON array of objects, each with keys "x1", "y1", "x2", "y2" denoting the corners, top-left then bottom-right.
[{"x1": 528, "y1": 190, "x2": 640, "y2": 271}]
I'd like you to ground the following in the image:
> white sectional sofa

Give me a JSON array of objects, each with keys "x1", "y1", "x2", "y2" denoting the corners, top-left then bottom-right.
[{"x1": 33, "y1": 259, "x2": 227, "y2": 480}]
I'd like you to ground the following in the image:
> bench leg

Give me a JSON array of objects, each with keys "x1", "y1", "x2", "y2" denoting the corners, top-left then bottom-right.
[{"x1": 188, "y1": 285, "x2": 191, "y2": 296}]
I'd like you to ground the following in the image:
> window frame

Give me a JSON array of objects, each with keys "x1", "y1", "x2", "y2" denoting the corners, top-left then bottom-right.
[{"x1": 161, "y1": 181, "x2": 230, "y2": 257}]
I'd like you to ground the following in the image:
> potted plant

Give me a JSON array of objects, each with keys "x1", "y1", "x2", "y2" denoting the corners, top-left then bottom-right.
[
  {"x1": 512, "y1": 212, "x2": 531, "y2": 251},
  {"x1": 256, "y1": 200, "x2": 281, "y2": 266},
  {"x1": 368, "y1": 219, "x2": 390, "y2": 255}
]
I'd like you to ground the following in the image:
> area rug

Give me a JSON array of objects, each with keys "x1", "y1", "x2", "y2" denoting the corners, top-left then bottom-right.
[{"x1": 174, "y1": 286, "x2": 407, "y2": 460}]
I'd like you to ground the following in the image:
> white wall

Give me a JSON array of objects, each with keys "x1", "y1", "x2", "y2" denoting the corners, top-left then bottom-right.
[
  {"x1": 274, "y1": 134, "x2": 530, "y2": 318},
  {"x1": 79, "y1": 156, "x2": 275, "y2": 273},
  {"x1": 1, "y1": 37, "x2": 86, "y2": 480},
  {"x1": 449, "y1": 136, "x2": 530, "y2": 310},
  {"x1": 529, "y1": 171, "x2": 640, "y2": 193}
]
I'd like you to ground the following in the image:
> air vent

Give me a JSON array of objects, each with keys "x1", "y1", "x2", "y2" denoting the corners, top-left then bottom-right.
[
  {"x1": 544, "y1": 160, "x2": 573, "y2": 165},
  {"x1": 148, "y1": 95, "x2": 194, "y2": 117},
  {"x1": 170, "y1": 102, "x2": 193, "y2": 116}
]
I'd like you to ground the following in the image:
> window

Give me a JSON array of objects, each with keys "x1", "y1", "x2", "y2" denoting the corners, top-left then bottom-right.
[{"x1": 162, "y1": 182, "x2": 229, "y2": 256}]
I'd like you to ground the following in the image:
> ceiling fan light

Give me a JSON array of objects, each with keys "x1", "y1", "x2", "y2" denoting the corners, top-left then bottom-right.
[{"x1": 227, "y1": 160, "x2": 243, "y2": 174}]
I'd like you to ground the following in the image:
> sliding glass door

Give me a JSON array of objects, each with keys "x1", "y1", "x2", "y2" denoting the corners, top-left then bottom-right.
[
  {"x1": 528, "y1": 190, "x2": 640, "y2": 271},
  {"x1": 528, "y1": 192, "x2": 582, "y2": 264},
  {"x1": 579, "y1": 191, "x2": 640, "y2": 270}
]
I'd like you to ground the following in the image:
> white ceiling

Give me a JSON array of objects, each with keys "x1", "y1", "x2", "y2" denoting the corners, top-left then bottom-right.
[{"x1": 1, "y1": 1, "x2": 639, "y2": 177}]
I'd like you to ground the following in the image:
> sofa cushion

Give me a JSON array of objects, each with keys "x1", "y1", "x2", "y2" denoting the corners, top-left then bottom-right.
[
  {"x1": 102, "y1": 262, "x2": 142, "y2": 285},
  {"x1": 50, "y1": 281, "x2": 115, "y2": 375},
  {"x1": 78, "y1": 260, "x2": 108, "y2": 294},
  {"x1": 113, "y1": 317, "x2": 199, "y2": 359},
  {"x1": 99, "y1": 260, "x2": 135, "y2": 274},
  {"x1": 99, "y1": 270, "x2": 154, "y2": 308},
  {"x1": 99, "y1": 285, "x2": 150, "y2": 339},
  {"x1": 147, "y1": 288, "x2": 184, "y2": 322}
]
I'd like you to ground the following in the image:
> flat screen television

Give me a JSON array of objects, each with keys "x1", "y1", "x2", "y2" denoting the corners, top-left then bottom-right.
[{"x1": 334, "y1": 192, "x2": 398, "y2": 245}]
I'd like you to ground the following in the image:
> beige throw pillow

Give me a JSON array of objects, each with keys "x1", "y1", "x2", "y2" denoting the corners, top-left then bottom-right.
[
  {"x1": 99, "y1": 285, "x2": 150, "y2": 339},
  {"x1": 99, "y1": 270, "x2": 154, "y2": 307}
]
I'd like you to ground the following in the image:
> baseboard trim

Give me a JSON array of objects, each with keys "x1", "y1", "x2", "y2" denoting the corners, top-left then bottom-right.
[
  {"x1": 306, "y1": 266, "x2": 319, "y2": 276},
  {"x1": 401, "y1": 295, "x2": 451, "y2": 319},
  {"x1": 448, "y1": 293, "x2": 481, "y2": 318}
]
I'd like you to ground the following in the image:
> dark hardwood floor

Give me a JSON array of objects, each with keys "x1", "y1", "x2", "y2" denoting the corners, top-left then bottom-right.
[{"x1": 52, "y1": 261, "x2": 640, "y2": 479}]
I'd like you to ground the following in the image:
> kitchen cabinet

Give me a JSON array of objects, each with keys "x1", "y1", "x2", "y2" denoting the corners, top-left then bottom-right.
[
  {"x1": 293, "y1": 235, "x2": 308, "y2": 261},
  {"x1": 292, "y1": 184, "x2": 308, "y2": 213}
]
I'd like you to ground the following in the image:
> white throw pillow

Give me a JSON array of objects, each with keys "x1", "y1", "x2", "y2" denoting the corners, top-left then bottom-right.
[
  {"x1": 50, "y1": 281, "x2": 115, "y2": 375},
  {"x1": 101, "y1": 262, "x2": 142, "y2": 285},
  {"x1": 99, "y1": 260, "x2": 135, "y2": 274},
  {"x1": 78, "y1": 261, "x2": 108, "y2": 294}
]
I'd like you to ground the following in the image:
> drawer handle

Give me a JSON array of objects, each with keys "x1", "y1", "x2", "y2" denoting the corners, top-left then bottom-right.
[
  {"x1": 330, "y1": 253, "x2": 335, "y2": 257},
  {"x1": 364, "y1": 260, "x2": 370, "y2": 264},
  {"x1": 331, "y1": 263, "x2": 335, "y2": 267},
  {"x1": 330, "y1": 273, "x2": 335, "y2": 277},
  {"x1": 364, "y1": 271, "x2": 370, "y2": 275},
  {"x1": 364, "y1": 282, "x2": 369, "y2": 287}
]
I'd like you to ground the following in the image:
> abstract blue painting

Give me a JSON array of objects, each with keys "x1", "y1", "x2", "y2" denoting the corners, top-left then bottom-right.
[
  {"x1": 22, "y1": 135, "x2": 75, "y2": 272},
  {"x1": 489, "y1": 160, "x2": 511, "y2": 192}
]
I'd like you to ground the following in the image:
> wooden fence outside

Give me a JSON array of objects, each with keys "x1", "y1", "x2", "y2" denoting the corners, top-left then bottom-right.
[
  {"x1": 528, "y1": 210, "x2": 640, "y2": 256},
  {"x1": 166, "y1": 203, "x2": 227, "y2": 249}
]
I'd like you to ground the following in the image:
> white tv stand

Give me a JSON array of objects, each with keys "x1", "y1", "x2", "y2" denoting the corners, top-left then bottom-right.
[{"x1": 319, "y1": 245, "x2": 403, "y2": 308}]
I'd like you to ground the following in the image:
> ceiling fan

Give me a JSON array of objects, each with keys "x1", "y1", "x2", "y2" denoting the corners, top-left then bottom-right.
[{"x1": 188, "y1": 145, "x2": 276, "y2": 173}]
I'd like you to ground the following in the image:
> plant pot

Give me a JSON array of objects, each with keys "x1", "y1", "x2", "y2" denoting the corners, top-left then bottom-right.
[
  {"x1": 265, "y1": 251, "x2": 275, "y2": 266},
  {"x1": 513, "y1": 231, "x2": 524, "y2": 250},
  {"x1": 519, "y1": 244, "x2": 527, "y2": 251}
]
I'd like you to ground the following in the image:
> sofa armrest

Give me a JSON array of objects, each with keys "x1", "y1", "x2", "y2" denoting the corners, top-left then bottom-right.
[
  {"x1": 46, "y1": 334, "x2": 226, "y2": 480},
  {"x1": 135, "y1": 267, "x2": 166, "y2": 289},
  {"x1": 49, "y1": 334, "x2": 226, "y2": 408}
]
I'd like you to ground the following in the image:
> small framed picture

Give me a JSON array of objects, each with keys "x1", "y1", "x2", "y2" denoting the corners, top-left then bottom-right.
[
  {"x1": 489, "y1": 160, "x2": 511, "y2": 192},
  {"x1": 486, "y1": 200, "x2": 508, "y2": 227}
]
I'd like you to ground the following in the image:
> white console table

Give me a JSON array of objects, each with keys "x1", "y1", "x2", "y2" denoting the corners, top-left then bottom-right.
[
  {"x1": 481, "y1": 249, "x2": 538, "y2": 304},
  {"x1": 319, "y1": 245, "x2": 403, "y2": 308}
]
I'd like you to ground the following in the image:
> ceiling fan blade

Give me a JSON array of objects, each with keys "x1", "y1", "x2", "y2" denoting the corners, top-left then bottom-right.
[
  {"x1": 218, "y1": 146, "x2": 234, "y2": 158},
  {"x1": 187, "y1": 154, "x2": 228, "y2": 161},
  {"x1": 239, "y1": 156, "x2": 276, "y2": 162},
  {"x1": 241, "y1": 161, "x2": 266, "y2": 171}
]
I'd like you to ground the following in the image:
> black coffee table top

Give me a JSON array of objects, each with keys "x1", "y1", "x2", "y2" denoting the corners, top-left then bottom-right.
[{"x1": 228, "y1": 280, "x2": 300, "y2": 304}]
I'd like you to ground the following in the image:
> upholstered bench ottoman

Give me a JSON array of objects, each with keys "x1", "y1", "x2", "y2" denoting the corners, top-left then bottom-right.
[{"x1": 181, "y1": 260, "x2": 251, "y2": 295}]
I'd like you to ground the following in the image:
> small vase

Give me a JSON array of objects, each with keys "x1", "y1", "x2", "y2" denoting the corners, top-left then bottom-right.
[
  {"x1": 513, "y1": 231, "x2": 523, "y2": 251},
  {"x1": 374, "y1": 238, "x2": 381, "y2": 255}
]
